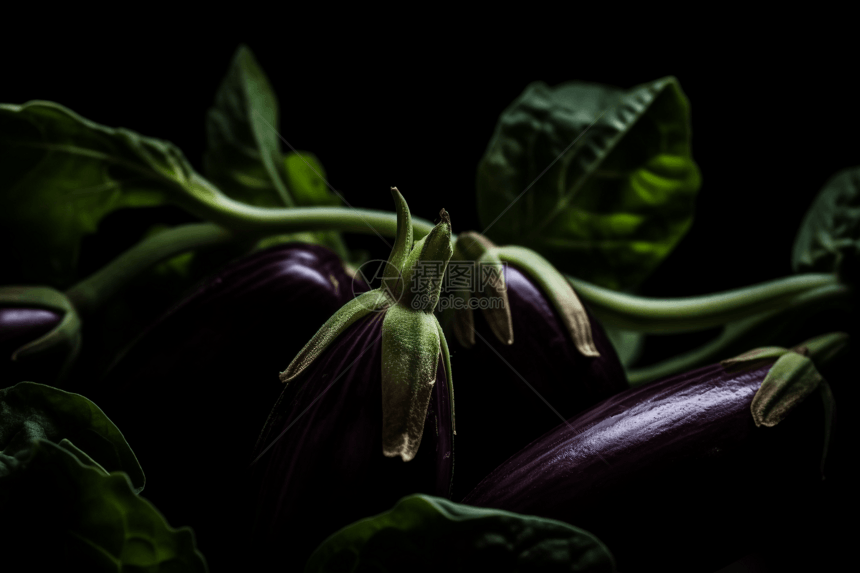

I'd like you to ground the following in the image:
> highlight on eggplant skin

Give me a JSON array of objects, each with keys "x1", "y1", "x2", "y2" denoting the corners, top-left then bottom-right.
[
  {"x1": 81, "y1": 242, "x2": 368, "y2": 570},
  {"x1": 0, "y1": 307, "x2": 63, "y2": 385},
  {"x1": 462, "y1": 359, "x2": 830, "y2": 573},
  {"x1": 246, "y1": 310, "x2": 453, "y2": 571},
  {"x1": 450, "y1": 263, "x2": 628, "y2": 500}
]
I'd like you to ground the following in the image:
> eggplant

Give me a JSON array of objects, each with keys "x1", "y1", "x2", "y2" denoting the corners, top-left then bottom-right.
[
  {"x1": 246, "y1": 189, "x2": 456, "y2": 570},
  {"x1": 246, "y1": 310, "x2": 452, "y2": 570},
  {"x1": 0, "y1": 286, "x2": 82, "y2": 386},
  {"x1": 82, "y1": 242, "x2": 367, "y2": 571},
  {"x1": 462, "y1": 335, "x2": 842, "y2": 573},
  {"x1": 0, "y1": 307, "x2": 62, "y2": 384},
  {"x1": 446, "y1": 237, "x2": 628, "y2": 500}
]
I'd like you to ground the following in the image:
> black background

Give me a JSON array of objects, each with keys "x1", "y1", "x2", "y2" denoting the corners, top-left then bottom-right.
[
  {"x1": 3, "y1": 22, "x2": 856, "y2": 573},
  {"x1": 4, "y1": 30, "x2": 856, "y2": 299}
]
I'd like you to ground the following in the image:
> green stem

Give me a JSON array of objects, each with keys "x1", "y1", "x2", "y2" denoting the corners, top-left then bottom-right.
[
  {"x1": 180, "y1": 173, "x2": 439, "y2": 237},
  {"x1": 61, "y1": 182, "x2": 849, "y2": 341},
  {"x1": 567, "y1": 273, "x2": 842, "y2": 334},
  {"x1": 625, "y1": 283, "x2": 854, "y2": 386},
  {"x1": 65, "y1": 223, "x2": 235, "y2": 317}
]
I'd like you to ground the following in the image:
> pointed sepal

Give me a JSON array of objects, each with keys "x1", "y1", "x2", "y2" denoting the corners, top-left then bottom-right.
[
  {"x1": 720, "y1": 346, "x2": 790, "y2": 372},
  {"x1": 382, "y1": 187, "x2": 414, "y2": 300},
  {"x1": 280, "y1": 289, "x2": 391, "y2": 384},
  {"x1": 400, "y1": 210, "x2": 453, "y2": 313},
  {"x1": 790, "y1": 331, "x2": 849, "y2": 367},
  {"x1": 751, "y1": 351, "x2": 824, "y2": 428},
  {"x1": 494, "y1": 245, "x2": 600, "y2": 357},
  {"x1": 451, "y1": 232, "x2": 513, "y2": 346},
  {"x1": 381, "y1": 304, "x2": 441, "y2": 461},
  {"x1": 450, "y1": 288, "x2": 476, "y2": 348}
]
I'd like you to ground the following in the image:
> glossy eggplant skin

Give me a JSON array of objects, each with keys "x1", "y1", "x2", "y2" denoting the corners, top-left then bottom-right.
[
  {"x1": 246, "y1": 311, "x2": 453, "y2": 571},
  {"x1": 450, "y1": 264, "x2": 628, "y2": 500},
  {"x1": 82, "y1": 243, "x2": 368, "y2": 571},
  {"x1": 0, "y1": 307, "x2": 62, "y2": 385},
  {"x1": 462, "y1": 361, "x2": 828, "y2": 573}
]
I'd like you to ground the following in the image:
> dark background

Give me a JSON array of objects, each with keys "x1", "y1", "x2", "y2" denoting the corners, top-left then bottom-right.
[
  {"x1": 3, "y1": 24, "x2": 856, "y2": 573},
  {"x1": 4, "y1": 32, "x2": 856, "y2": 299}
]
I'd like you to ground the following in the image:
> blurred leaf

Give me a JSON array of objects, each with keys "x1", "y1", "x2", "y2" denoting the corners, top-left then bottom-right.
[
  {"x1": 0, "y1": 381, "x2": 144, "y2": 493},
  {"x1": 203, "y1": 45, "x2": 351, "y2": 260},
  {"x1": 0, "y1": 100, "x2": 199, "y2": 287},
  {"x1": 792, "y1": 166, "x2": 860, "y2": 284},
  {"x1": 203, "y1": 44, "x2": 292, "y2": 208},
  {"x1": 1, "y1": 438, "x2": 208, "y2": 571},
  {"x1": 477, "y1": 77, "x2": 701, "y2": 290},
  {"x1": 284, "y1": 151, "x2": 340, "y2": 207},
  {"x1": 306, "y1": 494, "x2": 616, "y2": 572}
]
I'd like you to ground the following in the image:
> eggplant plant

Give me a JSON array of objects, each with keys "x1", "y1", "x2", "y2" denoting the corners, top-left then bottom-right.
[
  {"x1": 246, "y1": 188, "x2": 456, "y2": 569},
  {"x1": 2, "y1": 42, "x2": 858, "y2": 573},
  {"x1": 462, "y1": 332, "x2": 844, "y2": 573}
]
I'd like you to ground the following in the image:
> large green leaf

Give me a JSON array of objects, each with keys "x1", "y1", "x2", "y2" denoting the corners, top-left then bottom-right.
[
  {"x1": 1, "y1": 438, "x2": 207, "y2": 572},
  {"x1": 203, "y1": 44, "x2": 349, "y2": 258},
  {"x1": 792, "y1": 166, "x2": 860, "y2": 284},
  {"x1": 476, "y1": 77, "x2": 701, "y2": 290},
  {"x1": 0, "y1": 381, "x2": 144, "y2": 493},
  {"x1": 305, "y1": 494, "x2": 617, "y2": 572},
  {"x1": 0, "y1": 101, "x2": 194, "y2": 286},
  {"x1": 203, "y1": 44, "x2": 292, "y2": 208}
]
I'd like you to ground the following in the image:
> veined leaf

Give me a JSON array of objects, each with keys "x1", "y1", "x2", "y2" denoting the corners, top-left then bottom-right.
[
  {"x1": 1, "y1": 439, "x2": 207, "y2": 571},
  {"x1": 0, "y1": 381, "x2": 144, "y2": 493},
  {"x1": 0, "y1": 100, "x2": 193, "y2": 286},
  {"x1": 203, "y1": 44, "x2": 292, "y2": 208},
  {"x1": 305, "y1": 494, "x2": 616, "y2": 572},
  {"x1": 476, "y1": 77, "x2": 701, "y2": 290},
  {"x1": 792, "y1": 166, "x2": 860, "y2": 284}
]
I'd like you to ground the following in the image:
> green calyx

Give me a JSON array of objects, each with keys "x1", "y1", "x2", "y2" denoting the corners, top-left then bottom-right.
[
  {"x1": 445, "y1": 233, "x2": 600, "y2": 358},
  {"x1": 0, "y1": 286, "x2": 82, "y2": 382},
  {"x1": 721, "y1": 331, "x2": 848, "y2": 480},
  {"x1": 448, "y1": 232, "x2": 513, "y2": 348},
  {"x1": 279, "y1": 189, "x2": 455, "y2": 464}
]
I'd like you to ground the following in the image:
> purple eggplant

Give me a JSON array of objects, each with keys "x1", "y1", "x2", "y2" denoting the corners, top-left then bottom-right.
[
  {"x1": 0, "y1": 286, "x2": 82, "y2": 385},
  {"x1": 245, "y1": 310, "x2": 453, "y2": 570},
  {"x1": 246, "y1": 189, "x2": 456, "y2": 570},
  {"x1": 462, "y1": 335, "x2": 841, "y2": 573},
  {"x1": 81, "y1": 242, "x2": 367, "y2": 571},
  {"x1": 446, "y1": 240, "x2": 628, "y2": 500},
  {"x1": 0, "y1": 307, "x2": 62, "y2": 384}
]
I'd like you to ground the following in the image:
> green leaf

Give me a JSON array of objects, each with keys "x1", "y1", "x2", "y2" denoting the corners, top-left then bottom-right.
[
  {"x1": 0, "y1": 101, "x2": 196, "y2": 286},
  {"x1": 792, "y1": 166, "x2": 860, "y2": 284},
  {"x1": 305, "y1": 494, "x2": 617, "y2": 572},
  {"x1": 2, "y1": 438, "x2": 208, "y2": 572},
  {"x1": 476, "y1": 77, "x2": 701, "y2": 290},
  {"x1": 0, "y1": 381, "x2": 144, "y2": 493},
  {"x1": 203, "y1": 44, "x2": 293, "y2": 208},
  {"x1": 284, "y1": 151, "x2": 341, "y2": 207}
]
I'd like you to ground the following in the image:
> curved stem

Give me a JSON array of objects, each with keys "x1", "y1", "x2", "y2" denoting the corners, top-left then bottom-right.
[
  {"x1": 181, "y1": 173, "x2": 438, "y2": 238},
  {"x1": 625, "y1": 283, "x2": 854, "y2": 386},
  {"x1": 65, "y1": 223, "x2": 235, "y2": 317},
  {"x1": 567, "y1": 273, "x2": 842, "y2": 334}
]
